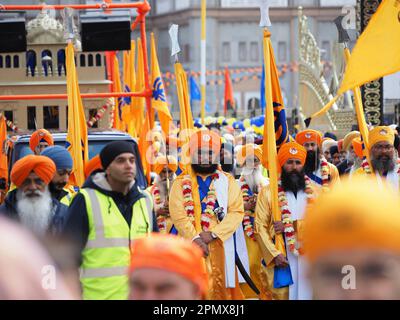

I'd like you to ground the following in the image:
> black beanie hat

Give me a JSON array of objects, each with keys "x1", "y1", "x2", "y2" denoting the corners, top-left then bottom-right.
[
  {"x1": 100, "y1": 141, "x2": 135, "y2": 170},
  {"x1": 329, "y1": 145, "x2": 339, "y2": 157}
]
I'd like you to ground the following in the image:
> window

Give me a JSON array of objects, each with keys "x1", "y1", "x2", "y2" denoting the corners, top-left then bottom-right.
[
  {"x1": 26, "y1": 50, "x2": 37, "y2": 76},
  {"x1": 43, "y1": 106, "x2": 59, "y2": 129},
  {"x1": 5, "y1": 55, "x2": 11, "y2": 68},
  {"x1": 57, "y1": 49, "x2": 66, "y2": 76},
  {"x1": 0, "y1": 56, "x2": 3, "y2": 68},
  {"x1": 88, "y1": 54, "x2": 94, "y2": 67},
  {"x1": 4, "y1": 111, "x2": 13, "y2": 132},
  {"x1": 222, "y1": 42, "x2": 231, "y2": 62},
  {"x1": 80, "y1": 54, "x2": 86, "y2": 67},
  {"x1": 13, "y1": 55, "x2": 19, "y2": 68},
  {"x1": 96, "y1": 54, "x2": 102, "y2": 66},
  {"x1": 278, "y1": 41, "x2": 287, "y2": 62},
  {"x1": 41, "y1": 50, "x2": 53, "y2": 76},
  {"x1": 239, "y1": 42, "x2": 247, "y2": 61},
  {"x1": 250, "y1": 42, "x2": 259, "y2": 62},
  {"x1": 89, "y1": 109, "x2": 99, "y2": 128},
  {"x1": 27, "y1": 106, "x2": 36, "y2": 130},
  {"x1": 321, "y1": 40, "x2": 331, "y2": 61}
]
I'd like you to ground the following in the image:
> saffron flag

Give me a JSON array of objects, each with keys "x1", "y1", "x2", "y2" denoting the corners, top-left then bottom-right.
[
  {"x1": 224, "y1": 67, "x2": 235, "y2": 116},
  {"x1": 150, "y1": 33, "x2": 173, "y2": 136},
  {"x1": 65, "y1": 42, "x2": 89, "y2": 187},
  {"x1": 261, "y1": 30, "x2": 288, "y2": 259},
  {"x1": 0, "y1": 114, "x2": 8, "y2": 185},
  {"x1": 132, "y1": 38, "x2": 145, "y2": 137},
  {"x1": 123, "y1": 41, "x2": 137, "y2": 137},
  {"x1": 338, "y1": 0, "x2": 400, "y2": 94}
]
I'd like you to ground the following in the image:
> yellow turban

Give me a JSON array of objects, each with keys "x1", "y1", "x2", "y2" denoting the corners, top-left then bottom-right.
[
  {"x1": 153, "y1": 155, "x2": 178, "y2": 175},
  {"x1": 29, "y1": 129, "x2": 54, "y2": 152},
  {"x1": 11, "y1": 155, "x2": 56, "y2": 187},
  {"x1": 368, "y1": 126, "x2": 395, "y2": 148},
  {"x1": 304, "y1": 176, "x2": 400, "y2": 263},
  {"x1": 236, "y1": 144, "x2": 262, "y2": 167},
  {"x1": 189, "y1": 130, "x2": 221, "y2": 156},
  {"x1": 277, "y1": 142, "x2": 307, "y2": 168},
  {"x1": 343, "y1": 131, "x2": 360, "y2": 152},
  {"x1": 295, "y1": 129, "x2": 323, "y2": 147}
]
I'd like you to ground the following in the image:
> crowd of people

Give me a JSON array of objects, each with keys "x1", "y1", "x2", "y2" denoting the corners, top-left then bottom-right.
[{"x1": 1, "y1": 120, "x2": 400, "y2": 300}]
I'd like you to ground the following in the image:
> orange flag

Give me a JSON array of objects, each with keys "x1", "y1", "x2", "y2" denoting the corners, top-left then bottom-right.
[
  {"x1": 0, "y1": 114, "x2": 8, "y2": 185},
  {"x1": 224, "y1": 67, "x2": 235, "y2": 116}
]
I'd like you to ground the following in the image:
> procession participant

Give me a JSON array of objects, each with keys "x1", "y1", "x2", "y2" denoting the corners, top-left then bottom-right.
[
  {"x1": 129, "y1": 234, "x2": 208, "y2": 300},
  {"x1": 255, "y1": 142, "x2": 316, "y2": 300},
  {"x1": 169, "y1": 129, "x2": 245, "y2": 300},
  {"x1": 336, "y1": 131, "x2": 360, "y2": 175},
  {"x1": 304, "y1": 176, "x2": 400, "y2": 300},
  {"x1": 29, "y1": 129, "x2": 54, "y2": 155},
  {"x1": 295, "y1": 129, "x2": 339, "y2": 190}
]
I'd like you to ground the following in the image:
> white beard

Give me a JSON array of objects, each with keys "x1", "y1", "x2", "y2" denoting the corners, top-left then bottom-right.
[
  {"x1": 16, "y1": 188, "x2": 53, "y2": 236},
  {"x1": 242, "y1": 166, "x2": 266, "y2": 193}
]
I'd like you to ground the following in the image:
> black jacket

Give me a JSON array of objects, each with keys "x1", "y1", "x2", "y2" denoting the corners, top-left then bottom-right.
[
  {"x1": 0, "y1": 189, "x2": 69, "y2": 235},
  {"x1": 61, "y1": 173, "x2": 158, "y2": 265}
]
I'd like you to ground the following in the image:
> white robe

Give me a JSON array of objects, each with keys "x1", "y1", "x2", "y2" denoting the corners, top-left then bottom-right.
[
  {"x1": 285, "y1": 190, "x2": 313, "y2": 300},
  {"x1": 375, "y1": 167, "x2": 400, "y2": 191}
]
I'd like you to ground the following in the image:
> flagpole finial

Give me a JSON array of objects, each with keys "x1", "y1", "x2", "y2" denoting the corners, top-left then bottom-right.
[
  {"x1": 259, "y1": 0, "x2": 272, "y2": 28},
  {"x1": 334, "y1": 15, "x2": 350, "y2": 44},
  {"x1": 169, "y1": 24, "x2": 181, "y2": 61}
]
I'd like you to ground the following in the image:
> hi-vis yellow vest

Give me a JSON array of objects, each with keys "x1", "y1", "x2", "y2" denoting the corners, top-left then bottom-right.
[{"x1": 79, "y1": 188, "x2": 152, "y2": 300}]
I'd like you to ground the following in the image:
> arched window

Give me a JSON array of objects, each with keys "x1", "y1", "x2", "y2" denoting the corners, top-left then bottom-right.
[
  {"x1": 80, "y1": 54, "x2": 86, "y2": 67},
  {"x1": 88, "y1": 54, "x2": 94, "y2": 67},
  {"x1": 41, "y1": 50, "x2": 53, "y2": 76},
  {"x1": 26, "y1": 50, "x2": 37, "y2": 76},
  {"x1": 13, "y1": 55, "x2": 19, "y2": 68},
  {"x1": 0, "y1": 56, "x2": 3, "y2": 68},
  {"x1": 57, "y1": 49, "x2": 66, "y2": 76},
  {"x1": 5, "y1": 55, "x2": 11, "y2": 68},
  {"x1": 96, "y1": 54, "x2": 102, "y2": 66}
]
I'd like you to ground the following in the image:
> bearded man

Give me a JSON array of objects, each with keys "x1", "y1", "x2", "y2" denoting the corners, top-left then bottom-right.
[
  {"x1": 295, "y1": 129, "x2": 339, "y2": 189},
  {"x1": 355, "y1": 126, "x2": 400, "y2": 190},
  {"x1": 169, "y1": 130, "x2": 245, "y2": 300},
  {"x1": 0, "y1": 155, "x2": 68, "y2": 236},
  {"x1": 150, "y1": 155, "x2": 178, "y2": 234},
  {"x1": 236, "y1": 144, "x2": 270, "y2": 300},
  {"x1": 255, "y1": 142, "x2": 317, "y2": 300}
]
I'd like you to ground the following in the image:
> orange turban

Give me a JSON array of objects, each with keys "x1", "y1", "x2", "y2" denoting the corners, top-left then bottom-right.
[
  {"x1": 277, "y1": 142, "x2": 307, "y2": 168},
  {"x1": 84, "y1": 155, "x2": 102, "y2": 179},
  {"x1": 343, "y1": 131, "x2": 360, "y2": 152},
  {"x1": 304, "y1": 176, "x2": 400, "y2": 263},
  {"x1": 153, "y1": 155, "x2": 178, "y2": 175},
  {"x1": 11, "y1": 155, "x2": 56, "y2": 187},
  {"x1": 352, "y1": 138, "x2": 363, "y2": 159},
  {"x1": 130, "y1": 234, "x2": 208, "y2": 296},
  {"x1": 189, "y1": 130, "x2": 221, "y2": 156},
  {"x1": 29, "y1": 129, "x2": 54, "y2": 152},
  {"x1": 368, "y1": 126, "x2": 395, "y2": 148},
  {"x1": 236, "y1": 144, "x2": 262, "y2": 167},
  {"x1": 295, "y1": 129, "x2": 323, "y2": 147}
]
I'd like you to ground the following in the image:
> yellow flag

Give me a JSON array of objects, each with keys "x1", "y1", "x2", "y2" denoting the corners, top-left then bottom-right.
[
  {"x1": 338, "y1": 0, "x2": 400, "y2": 94},
  {"x1": 0, "y1": 114, "x2": 8, "y2": 184},
  {"x1": 123, "y1": 41, "x2": 137, "y2": 137},
  {"x1": 132, "y1": 38, "x2": 145, "y2": 136},
  {"x1": 261, "y1": 30, "x2": 286, "y2": 258},
  {"x1": 66, "y1": 43, "x2": 88, "y2": 187},
  {"x1": 150, "y1": 33, "x2": 173, "y2": 136}
]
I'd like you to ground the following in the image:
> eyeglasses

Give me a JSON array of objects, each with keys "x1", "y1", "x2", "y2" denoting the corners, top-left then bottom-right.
[{"x1": 372, "y1": 144, "x2": 394, "y2": 151}]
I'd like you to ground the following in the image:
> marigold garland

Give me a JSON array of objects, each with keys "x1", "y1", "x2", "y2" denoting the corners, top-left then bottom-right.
[{"x1": 151, "y1": 184, "x2": 167, "y2": 232}]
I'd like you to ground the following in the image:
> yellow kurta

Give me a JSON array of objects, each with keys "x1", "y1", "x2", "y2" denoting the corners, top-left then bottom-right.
[{"x1": 169, "y1": 171, "x2": 245, "y2": 300}]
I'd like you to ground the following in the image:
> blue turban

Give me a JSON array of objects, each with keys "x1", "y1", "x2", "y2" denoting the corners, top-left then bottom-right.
[{"x1": 41, "y1": 146, "x2": 73, "y2": 170}]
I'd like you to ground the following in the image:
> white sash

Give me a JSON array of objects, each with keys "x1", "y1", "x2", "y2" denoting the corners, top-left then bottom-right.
[
  {"x1": 214, "y1": 171, "x2": 248, "y2": 288},
  {"x1": 375, "y1": 168, "x2": 400, "y2": 191}
]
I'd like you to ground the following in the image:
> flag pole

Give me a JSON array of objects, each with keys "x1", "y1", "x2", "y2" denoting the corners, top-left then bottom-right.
[
  {"x1": 260, "y1": 1, "x2": 286, "y2": 258},
  {"x1": 200, "y1": 0, "x2": 206, "y2": 125}
]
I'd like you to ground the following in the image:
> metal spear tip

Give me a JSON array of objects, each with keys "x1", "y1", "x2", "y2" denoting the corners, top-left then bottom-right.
[
  {"x1": 259, "y1": 0, "x2": 280, "y2": 28},
  {"x1": 169, "y1": 24, "x2": 181, "y2": 57},
  {"x1": 334, "y1": 15, "x2": 350, "y2": 44}
]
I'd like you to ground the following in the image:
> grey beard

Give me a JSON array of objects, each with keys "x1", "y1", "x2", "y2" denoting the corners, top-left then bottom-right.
[{"x1": 371, "y1": 157, "x2": 396, "y2": 173}]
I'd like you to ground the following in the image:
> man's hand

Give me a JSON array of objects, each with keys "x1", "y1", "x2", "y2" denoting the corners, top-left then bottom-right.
[
  {"x1": 273, "y1": 254, "x2": 289, "y2": 268},
  {"x1": 199, "y1": 231, "x2": 215, "y2": 245},
  {"x1": 244, "y1": 195, "x2": 257, "y2": 211},
  {"x1": 156, "y1": 207, "x2": 169, "y2": 217},
  {"x1": 193, "y1": 238, "x2": 209, "y2": 257},
  {"x1": 273, "y1": 221, "x2": 285, "y2": 235}
]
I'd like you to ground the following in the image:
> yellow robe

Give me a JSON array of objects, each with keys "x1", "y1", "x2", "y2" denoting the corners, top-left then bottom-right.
[{"x1": 169, "y1": 171, "x2": 245, "y2": 300}]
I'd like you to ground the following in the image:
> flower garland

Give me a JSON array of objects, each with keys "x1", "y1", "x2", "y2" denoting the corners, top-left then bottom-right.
[
  {"x1": 361, "y1": 157, "x2": 372, "y2": 174},
  {"x1": 182, "y1": 173, "x2": 219, "y2": 231},
  {"x1": 239, "y1": 177, "x2": 256, "y2": 240},
  {"x1": 152, "y1": 184, "x2": 167, "y2": 232},
  {"x1": 278, "y1": 175, "x2": 314, "y2": 256}
]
